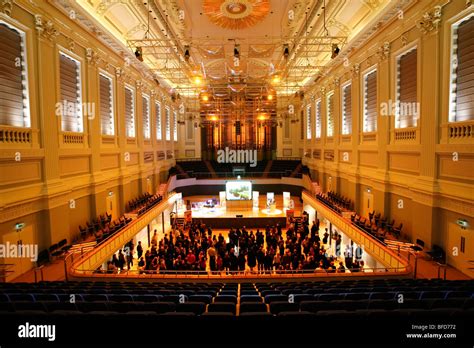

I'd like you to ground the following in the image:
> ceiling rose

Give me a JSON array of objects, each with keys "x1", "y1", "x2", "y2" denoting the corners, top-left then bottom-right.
[{"x1": 203, "y1": 0, "x2": 270, "y2": 30}]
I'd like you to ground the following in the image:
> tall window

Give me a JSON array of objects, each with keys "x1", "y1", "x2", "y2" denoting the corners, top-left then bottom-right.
[
  {"x1": 99, "y1": 73, "x2": 114, "y2": 135},
  {"x1": 124, "y1": 86, "x2": 135, "y2": 138},
  {"x1": 396, "y1": 48, "x2": 418, "y2": 128},
  {"x1": 363, "y1": 69, "x2": 377, "y2": 132},
  {"x1": 315, "y1": 99, "x2": 321, "y2": 138},
  {"x1": 165, "y1": 107, "x2": 171, "y2": 141},
  {"x1": 142, "y1": 94, "x2": 150, "y2": 139},
  {"x1": 155, "y1": 101, "x2": 162, "y2": 140},
  {"x1": 306, "y1": 104, "x2": 312, "y2": 139},
  {"x1": 341, "y1": 82, "x2": 352, "y2": 134},
  {"x1": 59, "y1": 52, "x2": 83, "y2": 132},
  {"x1": 0, "y1": 22, "x2": 30, "y2": 127},
  {"x1": 326, "y1": 92, "x2": 334, "y2": 137},
  {"x1": 173, "y1": 110, "x2": 178, "y2": 141},
  {"x1": 449, "y1": 14, "x2": 474, "y2": 122}
]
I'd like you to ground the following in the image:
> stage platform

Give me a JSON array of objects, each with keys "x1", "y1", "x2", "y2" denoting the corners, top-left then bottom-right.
[{"x1": 177, "y1": 195, "x2": 301, "y2": 228}]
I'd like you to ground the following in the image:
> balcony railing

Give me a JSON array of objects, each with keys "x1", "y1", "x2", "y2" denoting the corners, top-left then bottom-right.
[
  {"x1": 449, "y1": 121, "x2": 474, "y2": 140},
  {"x1": 62, "y1": 131, "x2": 84, "y2": 144},
  {"x1": 0, "y1": 126, "x2": 32, "y2": 144}
]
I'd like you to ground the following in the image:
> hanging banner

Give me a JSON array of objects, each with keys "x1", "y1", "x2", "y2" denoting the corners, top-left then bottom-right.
[
  {"x1": 219, "y1": 191, "x2": 226, "y2": 209},
  {"x1": 184, "y1": 210, "x2": 192, "y2": 223},
  {"x1": 252, "y1": 191, "x2": 259, "y2": 209},
  {"x1": 283, "y1": 192, "x2": 291, "y2": 210}
]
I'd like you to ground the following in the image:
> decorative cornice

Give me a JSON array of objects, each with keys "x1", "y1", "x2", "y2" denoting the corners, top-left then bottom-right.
[
  {"x1": 35, "y1": 14, "x2": 59, "y2": 41},
  {"x1": 377, "y1": 41, "x2": 390, "y2": 61},
  {"x1": 416, "y1": 5, "x2": 442, "y2": 34},
  {"x1": 0, "y1": 0, "x2": 12, "y2": 16}
]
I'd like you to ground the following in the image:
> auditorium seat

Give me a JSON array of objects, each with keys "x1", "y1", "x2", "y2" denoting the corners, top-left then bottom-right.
[
  {"x1": 239, "y1": 302, "x2": 268, "y2": 313},
  {"x1": 207, "y1": 302, "x2": 236, "y2": 314},
  {"x1": 201, "y1": 312, "x2": 235, "y2": 318},
  {"x1": 147, "y1": 302, "x2": 176, "y2": 314},
  {"x1": 214, "y1": 295, "x2": 237, "y2": 304},
  {"x1": 176, "y1": 302, "x2": 206, "y2": 315},
  {"x1": 240, "y1": 295, "x2": 263, "y2": 303},
  {"x1": 269, "y1": 301, "x2": 299, "y2": 314},
  {"x1": 264, "y1": 294, "x2": 287, "y2": 304},
  {"x1": 189, "y1": 295, "x2": 213, "y2": 304}
]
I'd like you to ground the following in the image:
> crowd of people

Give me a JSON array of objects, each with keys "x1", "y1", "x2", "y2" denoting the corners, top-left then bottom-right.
[{"x1": 104, "y1": 213, "x2": 365, "y2": 275}]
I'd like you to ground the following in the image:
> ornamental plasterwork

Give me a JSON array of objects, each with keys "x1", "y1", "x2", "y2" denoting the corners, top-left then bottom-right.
[
  {"x1": 362, "y1": 0, "x2": 382, "y2": 11},
  {"x1": 351, "y1": 63, "x2": 360, "y2": 77},
  {"x1": 377, "y1": 41, "x2": 390, "y2": 61},
  {"x1": 0, "y1": 0, "x2": 12, "y2": 16},
  {"x1": 86, "y1": 48, "x2": 99, "y2": 65},
  {"x1": 416, "y1": 5, "x2": 442, "y2": 34},
  {"x1": 327, "y1": 18, "x2": 350, "y2": 36},
  {"x1": 35, "y1": 14, "x2": 59, "y2": 41}
]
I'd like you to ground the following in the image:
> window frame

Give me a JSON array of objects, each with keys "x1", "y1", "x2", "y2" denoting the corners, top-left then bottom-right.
[
  {"x1": 58, "y1": 50, "x2": 83, "y2": 133},
  {"x1": 0, "y1": 19, "x2": 31, "y2": 128},
  {"x1": 98, "y1": 71, "x2": 115, "y2": 136},
  {"x1": 142, "y1": 93, "x2": 151, "y2": 140},
  {"x1": 449, "y1": 12, "x2": 474, "y2": 122},
  {"x1": 341, "y1": 81, "x2": 352, "y2": 135},
  {"x1": 124, "y1": 84, "x2": 136, "y2": 138},
  {"x1": 362, "y1": 66, "x2": 378, "y2": 133}
]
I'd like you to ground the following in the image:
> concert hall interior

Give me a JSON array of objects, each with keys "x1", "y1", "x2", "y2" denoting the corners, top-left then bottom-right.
[{"x1": 0, "y1": 0, "x2": 473, "y2": 345}]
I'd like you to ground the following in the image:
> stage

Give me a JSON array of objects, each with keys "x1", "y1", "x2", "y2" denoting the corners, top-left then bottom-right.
[{"x1": 176, "y1": 195, "x2": 301, "y2": 228}]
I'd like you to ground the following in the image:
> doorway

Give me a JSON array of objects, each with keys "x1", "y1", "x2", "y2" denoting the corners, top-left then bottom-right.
[
  {"x1": 447, "y1": 222, "x2": 473, "y2": 277},
  {"x1": 2, "y1": 225, "x2": 35, "y2": 282},
  {"x1": 362, "y1": 191, "x2": 374, "y2": 219},
  {"x1": 106, "y1": 193, "x2": 118, "y2": 221}
]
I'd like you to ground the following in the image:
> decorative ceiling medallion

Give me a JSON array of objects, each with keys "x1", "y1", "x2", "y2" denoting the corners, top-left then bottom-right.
[{"x1": 203, "y1": 0, "x2": 270, "y2": 30}]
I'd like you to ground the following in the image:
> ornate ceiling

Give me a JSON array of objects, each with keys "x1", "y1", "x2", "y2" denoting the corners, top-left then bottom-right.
[
  {"x1": 203, "y1": 0, "x2": 271, "y2": 30},
  {"x1": 56, "y1": 0, "x2": 410, "y2": 124}
]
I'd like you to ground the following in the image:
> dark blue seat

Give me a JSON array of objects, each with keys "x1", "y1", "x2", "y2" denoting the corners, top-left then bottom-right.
[
  {"x1": 240, "y1": 295, "x2": 263, "y2": 303},
  {"x1": 269, "y1": 301, "x2": 299, "y2": 314},
  {"x1": 239, "y1": 302, "x2": 267, "y2": 313},
  {"x1": 207, "y1": 302, "x2": 236, "y2": 314}
]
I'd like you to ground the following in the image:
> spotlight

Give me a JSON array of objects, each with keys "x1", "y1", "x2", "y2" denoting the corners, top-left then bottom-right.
[
  {"x1": 234, "y1": 44, "x2": 240, "y2": 58},
  {"x1": 184, "y1": 45, "x2": 190, "y2": 61},
  {"x1": 267, "y1": 94, "x2": 273, "y2": 101},
  {"x1": 201, "y1": 94, "x2": 209, "y2": 102},
  {"x1": 193, "y1": 75, "x2": 202, "y2": 85},
  {"x1": 271, "y1": 75, "x2": 281, "y2": 84},
  {"x1": 283, "y1": 44, "x2": 290, "y2": 59},
  {"x1": 331, "y1": 44, "x2": 340, "y2": 59},
  {"x1": 135, "y1": 47, "x2": 143, "y2": 61}
]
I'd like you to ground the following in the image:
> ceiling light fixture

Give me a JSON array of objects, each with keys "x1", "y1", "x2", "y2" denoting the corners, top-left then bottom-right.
[
  {"x1": 283, "y1": 44, "x2": 290, "y2": 59},
  {"x1": 271, "y1": 75, "x2": 281, "y2": 84},
  {"x1": 184, "y1": 45, "x2": 190, "y2": 61},
  {"x1": 135, "y1": 47, "x2": 143, "y2": 61},
  {"x1": 331, "y1": 44, "x2": 340, "y2": 59}
]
